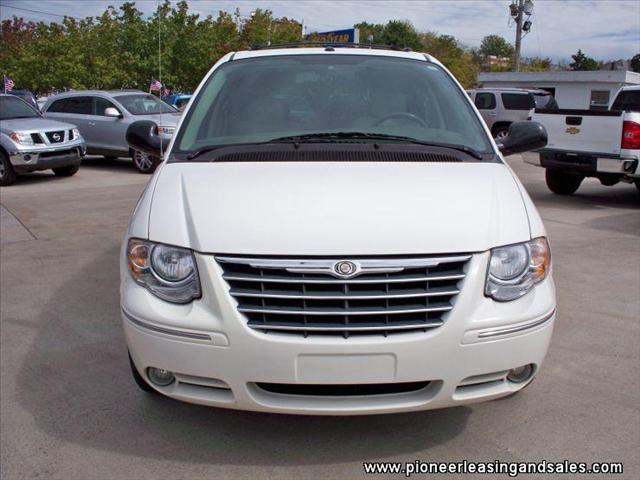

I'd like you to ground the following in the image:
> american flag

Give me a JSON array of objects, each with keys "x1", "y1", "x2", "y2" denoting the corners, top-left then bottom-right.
[
  {"x1": 4, "y1": 75, "x2": 14, "y2": 92},
  {"x1": 149, "y1": 79, "x2": 162, "y2": 92}
]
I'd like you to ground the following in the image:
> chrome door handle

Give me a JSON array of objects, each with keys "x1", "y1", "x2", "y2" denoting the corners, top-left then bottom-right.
[
  {"x1": 88, "y1": 121, "x2": 96, "y2": 126},
  {"x1": 487, "y1": 113, "x2": 497, "y2": 117}
]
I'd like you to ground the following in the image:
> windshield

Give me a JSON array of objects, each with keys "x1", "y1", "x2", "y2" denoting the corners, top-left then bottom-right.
[
  {"x1": 0, "y1": 95, "x2": 40, "y2": 120},
  {"x1": 174, "y1": 55, "x2": 492, "y2": 155},
  {"x1": 114, "y1": 94, "x2": 176, "y2": 115}
]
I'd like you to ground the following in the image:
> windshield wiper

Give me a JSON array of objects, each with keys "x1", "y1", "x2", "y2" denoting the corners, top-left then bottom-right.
[
  {"x1": 186, "y1": 132, "x2": 484, "y2": 161},
  {"x1": 187, "y1": 146, "x2": 220, "y2": 160},
  {"x1": 269, "y1": 132, "x2": 484, "y2": 160}
]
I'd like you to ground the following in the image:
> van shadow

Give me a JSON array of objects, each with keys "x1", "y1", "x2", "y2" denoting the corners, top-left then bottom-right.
[
  {"x1": 16, "y1": 246, "x2": 471, "y2": 466},
  {"x1": 81, "y1": 156, "x2": 136, "y2": 172}
]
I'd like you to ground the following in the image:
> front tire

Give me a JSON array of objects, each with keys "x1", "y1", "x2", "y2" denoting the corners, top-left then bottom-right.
[
  {"x1": 52, "y1": 165, "x2": 80, "y2": 177},
  {"x1": 132, "y1": 149, "x2": 159, "y2": 174},
  {"x1": 129, "y1": 352, "x2": 157, "y2": 394},
  {"x1": 545, "y1": 168, "x2": 583, "y2": 195},
  {"x1": 0, "y1": 151, "x2": 17, "y2": 186}
]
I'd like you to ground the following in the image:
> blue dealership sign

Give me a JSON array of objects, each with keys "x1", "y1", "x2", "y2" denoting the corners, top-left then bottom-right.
[{"x1": 306, "y1": 28, "x2": 360, "y2": 44}]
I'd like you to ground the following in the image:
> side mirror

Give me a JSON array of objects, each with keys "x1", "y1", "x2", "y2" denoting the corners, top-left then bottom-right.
[
  {"x1": 497, "y1": 121, "x2": 547, "y2": 156},
  {"x1": 126, "y1": 121, "x2": 169, "y2": 158},
  {"x1": 104, "y1": 107, "x2": 122, "y2": 118}
]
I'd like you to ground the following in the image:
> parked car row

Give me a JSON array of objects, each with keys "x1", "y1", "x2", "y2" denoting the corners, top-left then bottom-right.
[
  {"x1": 0, "y1": 89, "x2": 181, "y2": 185},
  {"x1": 43, "y1": 90, "x2": 181, "y2": 173}
]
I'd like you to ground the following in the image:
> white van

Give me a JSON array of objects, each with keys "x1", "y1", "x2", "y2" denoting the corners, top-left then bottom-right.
[{"x1": 121, "y1": 45, "x2": 555, "y2": 415}]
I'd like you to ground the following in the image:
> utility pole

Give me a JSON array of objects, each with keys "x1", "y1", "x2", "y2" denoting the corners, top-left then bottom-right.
[
  {"x1": 511, "y1": 0, "x2": 533, "y2": 72},
  {"x1": 513, "y1": 0, "x2": 524, "y2": 72}
]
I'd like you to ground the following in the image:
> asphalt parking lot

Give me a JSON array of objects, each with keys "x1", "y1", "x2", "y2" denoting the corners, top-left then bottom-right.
[{"x1": 1, "y1": 154, "x2": 639, "y2": 479}]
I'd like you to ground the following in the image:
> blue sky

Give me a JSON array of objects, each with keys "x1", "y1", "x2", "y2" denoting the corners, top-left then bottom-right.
[{"x1": 1, "y1": 0, "x2": 638, "y2": 61}]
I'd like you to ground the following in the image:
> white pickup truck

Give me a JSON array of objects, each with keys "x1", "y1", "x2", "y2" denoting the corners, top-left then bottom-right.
[{"x1": 530, "y1": 85, "x2": 640, "y2": 195}]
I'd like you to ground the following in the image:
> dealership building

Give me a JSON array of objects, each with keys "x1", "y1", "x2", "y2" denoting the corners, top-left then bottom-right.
[{"x1": 478, "y1": 70, "x2": 640, "y2": 110}]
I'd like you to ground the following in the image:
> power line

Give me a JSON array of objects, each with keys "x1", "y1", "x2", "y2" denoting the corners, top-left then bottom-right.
[{"x1": 0, "y1": 3, "x2": 81, "y2": 20}]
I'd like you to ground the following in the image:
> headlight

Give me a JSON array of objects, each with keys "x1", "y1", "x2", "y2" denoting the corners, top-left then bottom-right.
[
  {"x1": 127, "y1": 238, "x2": 200, "y2": 303},
  {"x1": 9, "y1": 131, "x2": 34, "y2": 145},
  {"x1": 71, "y1": 128, "x2": 80, "y2": 140},
  {"x1": 157, "y1": 126, "x2": 175, "y2": 136},
  {"x1": 485, "y1": 237, "x2": 551, "y2": 302}
]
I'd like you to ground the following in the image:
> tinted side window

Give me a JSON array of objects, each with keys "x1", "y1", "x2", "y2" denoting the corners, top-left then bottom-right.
[
  {"x1": 94, "y1": 97, "x2": 119, "y2": 116},
  {"x1": 611, "y1": 90, "x2": 640, "y2": 112},
  {"x1": 474, "y1": 92, "x2": 496, "y2": 110},
  {"x1": 50, "y1": 96, "x2": 92, "y2": 114},
  {"x1": 47, "y1": 99, "x2": 69, "y2": 113},
  {"x1": 501, "y1": 93, "x2": 535, "y2": 110}
]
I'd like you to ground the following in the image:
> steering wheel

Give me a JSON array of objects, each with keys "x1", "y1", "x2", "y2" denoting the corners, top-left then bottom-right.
[{"x1": 373, "y1": 112, "x2": 429, "y2": 128}]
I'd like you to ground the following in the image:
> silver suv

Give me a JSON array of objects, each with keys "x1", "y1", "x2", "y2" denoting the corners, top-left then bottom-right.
[
  {"x1": 43, "y1": 90, "x2": 180, "y2": 173},
  {"x1": 467, "y1": 88, "x2": 536, "y2": 140},
  {"x1": 0, "y1": 94, "x2": 86, "y2": 186}
]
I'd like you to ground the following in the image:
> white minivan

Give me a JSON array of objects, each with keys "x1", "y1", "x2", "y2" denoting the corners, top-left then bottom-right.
[{"x1": 121, "y1": 46, "x2": 555, "y2": 415}]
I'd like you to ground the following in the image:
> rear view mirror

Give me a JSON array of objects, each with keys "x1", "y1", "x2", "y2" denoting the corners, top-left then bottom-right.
[
  {"x1": 126, "y1": 121, "x2": 169, "y2": 158},
  {"x1": 497, "y1": 121, "x2": 547, "y2": 156},
  {"x1": 104, "y1": 107, "x2": 122, "y2": 118}
]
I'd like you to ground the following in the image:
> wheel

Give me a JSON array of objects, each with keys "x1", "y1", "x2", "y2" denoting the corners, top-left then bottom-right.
[
  {"x1": 52, "y1": 165, "x2": 80, "y2": 177},
  {"x1": 0, "y1": 151, "x2": 17, "y2": 186},
  {"x1": 132, "y1": 149, "x2": 159, "y2": 174},
  {"x1": 129, "y1": 352, "x2": 157, "y2": 393},
  {"x1": 493, "y1": 126, "x2": 510, "y2": 142},
  {"x1": 545, "y1": 168, "x2": 583, "y2": 195}
]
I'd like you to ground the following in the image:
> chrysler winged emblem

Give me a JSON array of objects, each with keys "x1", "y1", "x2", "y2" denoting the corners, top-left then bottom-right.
[{"x1": 333, "y1": 260, "x2": 358, "y2": 278}]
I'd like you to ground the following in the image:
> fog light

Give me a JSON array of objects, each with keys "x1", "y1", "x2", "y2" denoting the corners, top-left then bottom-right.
[
  {"x1": 147, "y1": 367, "x2": 175, "y2": 386},
  {"x1": 507, "y1": 364, "x2": 534, "y2": 384},
  {"x1": 23, "y1": 154, "x2": 32, "y2": 162}
]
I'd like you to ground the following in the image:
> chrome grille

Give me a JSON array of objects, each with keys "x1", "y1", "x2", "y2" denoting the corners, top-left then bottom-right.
[{"x1": 216, "y1": 255, "x2": 470, "y2": 337}]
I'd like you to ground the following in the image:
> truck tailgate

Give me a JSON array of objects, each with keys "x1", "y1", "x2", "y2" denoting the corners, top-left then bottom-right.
[{"x1": 533, "y1": 109, "x2": 623, "y2": 156}]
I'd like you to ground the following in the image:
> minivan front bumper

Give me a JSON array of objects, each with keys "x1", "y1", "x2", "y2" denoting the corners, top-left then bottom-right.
[{"x1": 121, "y1": 251, "x2": 556, "y2": 415}]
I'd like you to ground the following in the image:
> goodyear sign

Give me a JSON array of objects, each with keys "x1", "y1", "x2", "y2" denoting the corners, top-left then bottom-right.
[{"x1": 305, "y1": 28, "x2": 360, "y2": 44}]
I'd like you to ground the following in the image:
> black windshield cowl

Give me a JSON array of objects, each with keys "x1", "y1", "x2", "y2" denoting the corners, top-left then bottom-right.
[
  {"x1": 269, "y1": 132, "x2": 484, "y2": 160},
  {"x1": 172, "y1": 142, "x2": 497, "y2": 164},
  {"x1": 186, "y1": 132, "x2": 484, "y2": 161}
]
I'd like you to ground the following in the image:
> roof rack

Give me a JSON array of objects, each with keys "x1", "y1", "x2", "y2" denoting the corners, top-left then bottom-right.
[{"x1": 249, "y1": 42, "x2": 413, "y2": 52}]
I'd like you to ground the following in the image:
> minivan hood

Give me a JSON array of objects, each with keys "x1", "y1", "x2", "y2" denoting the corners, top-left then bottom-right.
[{"x1": 148, "y1": 162, "x2": 530, "y2": 255}]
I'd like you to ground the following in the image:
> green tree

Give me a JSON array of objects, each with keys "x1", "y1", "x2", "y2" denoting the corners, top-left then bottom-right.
[
  {"x1": 569, "y1": 49, "x2": 600, "y2": 71},
  {"x1": 380, "y1": 20, "x2": 421, "y2": 50},
  {"x1": 421, "y1": 32, "x2": 478, "y2": 88},
  {"x1": 479, "y1": 35, "x2": 514, "y2": 59}
]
